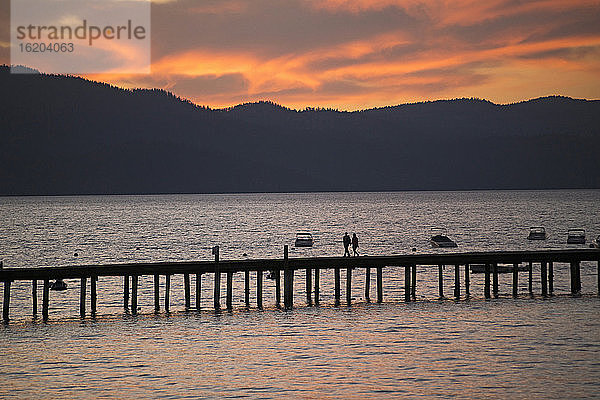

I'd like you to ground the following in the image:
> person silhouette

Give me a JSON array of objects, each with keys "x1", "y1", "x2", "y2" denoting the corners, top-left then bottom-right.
[
  {"x1": 352, "y1": 233, "x2": 359, "y2": 256},
  {"x1": 343, "y1": 232, "x2": 351, "y2": 257}
]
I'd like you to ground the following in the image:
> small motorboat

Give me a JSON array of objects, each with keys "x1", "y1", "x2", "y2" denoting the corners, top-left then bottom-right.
[
  {"x1": 527, "y1": 226, "x2": 547, "y2": 240},
  {"x1": 567, "y1": 229, "x2": 586, "y2": 244},
  {"x1": 470, "y1": 264, "x2": 529, "y2": 273},
  {"x1": 294, "y1": 232, "x2": 314, "y2": 247},
  {"x1": 430, "y1": 228, "x2": 457, "y2": 248},
  {"x1": 50, "y1": 279, "x2": 67, "y2": 291}
]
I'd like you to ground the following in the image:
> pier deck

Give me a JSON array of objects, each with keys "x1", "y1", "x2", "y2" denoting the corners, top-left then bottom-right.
[{"x1": 1, "y1": 248, "x2": 599, "y2": 321}]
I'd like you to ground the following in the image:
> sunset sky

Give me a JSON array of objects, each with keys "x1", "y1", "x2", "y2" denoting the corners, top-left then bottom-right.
[{"x1": 3, "y1": 0, "x2": 600, "y2": 110}]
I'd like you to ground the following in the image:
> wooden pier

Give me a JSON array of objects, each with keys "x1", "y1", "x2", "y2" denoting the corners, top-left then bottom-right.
[{"x1": 1, "y1": 248, "x2": 599, "y2": 322}]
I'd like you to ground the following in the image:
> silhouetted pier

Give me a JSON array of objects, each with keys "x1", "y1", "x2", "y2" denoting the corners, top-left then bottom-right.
[{"x1": 1, "y1": 248, "x2": 599, "y2": 321}]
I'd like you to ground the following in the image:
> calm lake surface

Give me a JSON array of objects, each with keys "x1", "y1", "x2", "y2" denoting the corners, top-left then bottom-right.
[{"x1": 1, "y1": 190, "x2": 599, "y2": 398}]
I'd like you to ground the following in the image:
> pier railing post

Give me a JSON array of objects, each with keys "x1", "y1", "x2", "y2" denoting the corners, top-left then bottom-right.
[
  {"x1": 3, "y1": 281, "x2": 11, "y2": 322},
  {"x1": 411, "y1": 265, "x2": 416, "y2": 300},
  {"x1": 484, "y1": 264, "x2": 491, "y2": 299},
  {"x1": 42, "y1": 279, "x2": 50, "y2": 320},
  {"x1": 80, "y1": 278, "x2": 86, "y2": 318},
  {"x1": 32, "y1": 280, "x2": 38, "y2": 317},
  {"x1": 438, "y1": 265, "x2": 444, "y2": 298},
  {"x1": 492, "y1": 263, "x2": 499, "y2": 297},
  {"x1": 364, "y1": 267, "x2": 370, "y2": 302},
  {"x1": 454, "y1": 264, "x2": 460, "y2": 299},
  {"x1": 195, "y1": 273, "x2": 201, "y2": 310},
  {"x1": 184, "y1": 273, "x2": 191, "y2": 309},
  {"x1": 124, "y1": 275, "x2": 130, "y2": 309},
  {"x1": 334, "y1": 268, "x2": 341, "y2": 306},
  {"x1": 376, "y1": 267, "x2": 383, "y2": 303},
  {"x1": 541, "y1": 262, "x2": 548, "y2": 296},
  {"x1": 346, "y1": 267, "x2": 352, "y2": 305},
  {"x1": 465, "y1": 264, "x2": 470, "y2": 297},
  {"x1": 91, "y1": 276, "x2": 97, "y2": 316},
  {"x1": 154, "y1": 274, "x2": 160, "y2": 312},
  {"x1": 512, "y1": 263, "x2": 518, "y2": 297},
  {"x1": 226, "y1": 271, "x2": 233, "y2": 310},
  {"x1": 245, "y1": 270, "x2": 250, "y2": 308},
  {"x1": 404, "y1": 265, "x2": 410, "y2": 302},
  {"x1": 213, "y1": 246, "x2": 220, "y2": 310}
]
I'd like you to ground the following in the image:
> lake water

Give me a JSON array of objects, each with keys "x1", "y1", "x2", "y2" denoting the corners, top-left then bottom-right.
[{"x1": 1, "y1": 191, "x2": 599, "y2": 398}]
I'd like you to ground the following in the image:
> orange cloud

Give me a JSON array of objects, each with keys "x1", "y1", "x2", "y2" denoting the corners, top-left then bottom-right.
[{"x1": 77, "y1": 0, "x2": 600, "y2": 110}]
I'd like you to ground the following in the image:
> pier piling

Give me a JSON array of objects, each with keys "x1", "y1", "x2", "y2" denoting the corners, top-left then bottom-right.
[
  {"x1": 484, "y1": 264, "x2": 491, "y2": 299},
  {"x1": 575, "y1": 261, "x2": 582, "y2": 293},
  {"x1": 376, "y1": 267, "x2": 383, "y2": 303},
  {"x1": 541, "y1": 262, "x2": 548, "y2": 296},
  {"x1": 195, "y1": 273, "x2": 201, "y2": 310},
  {"x1": 314, "y1": 268, "x2": 320, "y2": 305},
  {"x1": 226, "y1": 272, "x2": 233, "y2": 310},
  {"x1": 124, "y1": 275, "x2": 129, "y2": 309},
  {"x1": 32, "y1": 280, "x2": 38, "y2": 317},
  {"x1": 131, "y1": 275, "x2": 138, "y2": 315},
  {"x1": 165, "y1": 275, "x2": 171, "y2": 313},
  {"x1": 438, "y1": 265, "x2": 443, "y2": 298},
  {"x1": 465, "y1": 264, "x2": 470, "y2": 296},
  {"x1": 283, "y1": 245, "x2": 293, "y2": 309},
  {"x1": 274, "y1": 269, "x2": 281, "y2": 307},
  {"x1": 409, "y1": 265, "x2": 416, "y2": 299},
  {"x1": 528, "y1": 262, "x2": 533, "y2": 294},
  {"x1": 80, "y1": 278, "x2": 86, "y2": 318},
  {"x1": 334, "y1": 268, "x2": 341, "y2": 306},
  {"x1": 548, "y1": 262, "x2": 554, "y2": 294},
  {"x1": 404, "y1": 265, "x2": 411, "y2": 302},
  {"x1": 91, "y1": 276, "x2": 97, "y2": 316},
  {"x1": 512, "y1": 263, "x2": 518, "y2": 297},
  {"x1": 245, "y1": 270, "x2": 250, "y2": 307},
  {"x1": 154, "y1": 275, "x2": 160, "y2": 312},
  {"x1": 42, "y1": 279, "x2": 49, "y2": 320},
  {"x1": 454, "y1": 264, "x2": 460, "y2": 299},
  {"x1": 346, "y1": 267, "x2": 352, "y2": 305},
  {"x1": 492, "y1": 263, "x2": 499, "y2": 297},
  {"x1": 184, "y1": 273, "x2": 191, "y2": 309},
  {"x1": 3, "y1": 281, "x2": 11, "y2": 322},
  {"x1": 213, "y1": 246, "x2": 220, "y2": 310},
  {"x1": 306, "y1": 268, "x2": 312, "y2": 306},
  {"x1": 257, "y1": 270, "x2": 263, "y2": 309},
  {"x1": 365, "y1": 267, "x2": 370, "y2": 302}
]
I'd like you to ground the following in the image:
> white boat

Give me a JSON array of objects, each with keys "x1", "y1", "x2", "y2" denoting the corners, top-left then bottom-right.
[
  {"x1": 567, "y1": 229, "x2": 586, "y2": 244},
  {"x1": 527, "y1": 226, "x2": 547, "y2": 240},
  {"x1": 294, "y1": 232, "x2": 314, "y2": 247},
  {"x1": 50, "y1": 279, "x2": 67, "y2": 291},
  {"x1": 430, "y1": 228, "x2": 457, "y2": 248}
]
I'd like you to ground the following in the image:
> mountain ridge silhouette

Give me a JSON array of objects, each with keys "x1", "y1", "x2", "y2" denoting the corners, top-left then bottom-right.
[{"x1": 2, "y1": 65, "x2": 599, "y2": 195}]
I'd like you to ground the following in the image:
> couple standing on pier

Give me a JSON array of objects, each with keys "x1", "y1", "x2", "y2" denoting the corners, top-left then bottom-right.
[{"x1": 343, "y1": 232, "x2": 359, "y2": 257}]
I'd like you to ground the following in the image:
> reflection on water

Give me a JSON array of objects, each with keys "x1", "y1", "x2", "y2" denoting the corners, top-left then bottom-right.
[
  {"x1": 1, "y1": 298, "x2": 599, "y2": 399},
  {"x1": 0, "y1": 191, "x2": 599, "y2": 398}
]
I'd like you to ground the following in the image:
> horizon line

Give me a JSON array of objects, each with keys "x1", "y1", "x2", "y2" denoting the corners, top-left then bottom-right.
[{"x1": 5, "y1": 64, "x2": 600, "y2": 112}]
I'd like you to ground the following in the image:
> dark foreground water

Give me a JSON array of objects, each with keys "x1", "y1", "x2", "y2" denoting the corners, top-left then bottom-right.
[{"x1": 1, "y1": 191, "x2": 599, "y2": 398}]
